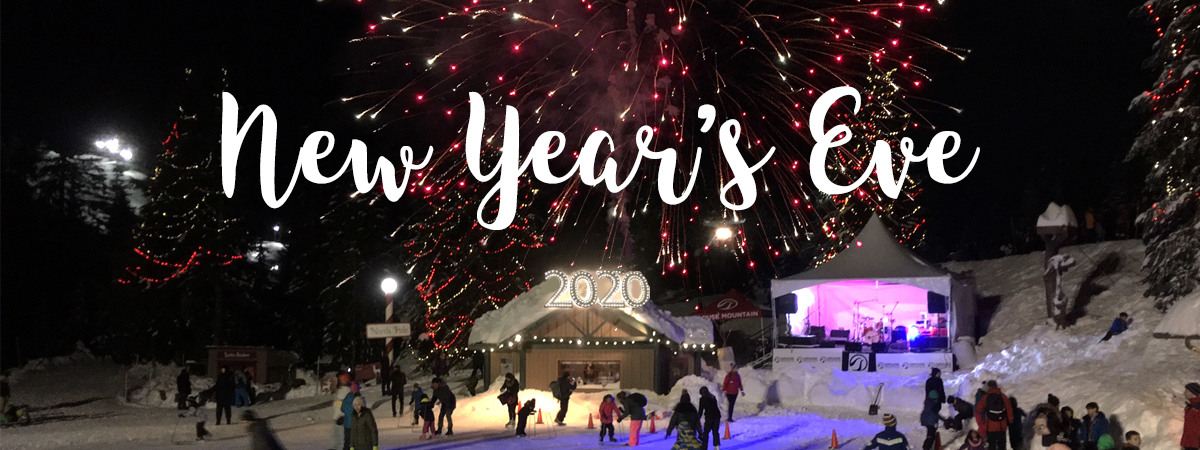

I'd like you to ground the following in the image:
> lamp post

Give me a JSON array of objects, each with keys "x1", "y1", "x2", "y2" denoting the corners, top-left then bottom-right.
[{"x1": 381, "y1": 278, "x2": 399, "y2": 365}]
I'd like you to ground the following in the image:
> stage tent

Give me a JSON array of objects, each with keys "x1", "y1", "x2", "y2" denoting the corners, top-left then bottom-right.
[{"x1": 770, "y1": 215, "x2": 977, "y2": 344}]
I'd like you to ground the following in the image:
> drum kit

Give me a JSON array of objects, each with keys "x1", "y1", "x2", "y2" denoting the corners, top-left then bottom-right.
[{"x1": 854, "y1": 301, "x2": 899, "y2": 344}]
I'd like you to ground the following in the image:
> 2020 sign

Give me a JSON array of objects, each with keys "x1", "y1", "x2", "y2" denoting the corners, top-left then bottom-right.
[{"x1": 544, "y1": 270, "x2": 649, "y2": 309}]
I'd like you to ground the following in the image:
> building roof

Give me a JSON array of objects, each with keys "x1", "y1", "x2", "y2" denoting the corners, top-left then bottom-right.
[
  {"x1": 469, "y1": 276, "x2": 714, "y2": 347},
  {"x1": 771, "y1": 214, "x2": 952, "y2": 298}
]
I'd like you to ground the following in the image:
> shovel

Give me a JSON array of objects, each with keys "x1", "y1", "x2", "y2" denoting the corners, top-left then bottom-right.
[{"x1": 868, "y1": 382, "x2": 884, "y2": 416}]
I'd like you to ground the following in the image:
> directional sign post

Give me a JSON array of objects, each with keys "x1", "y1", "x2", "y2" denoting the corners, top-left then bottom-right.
[{"x1": 366, "y1": 323, "x2": 412, "y2": 339}]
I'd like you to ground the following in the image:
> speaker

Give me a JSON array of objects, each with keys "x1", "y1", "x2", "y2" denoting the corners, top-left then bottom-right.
[
  {"x1": 809, "y1": 326, "x2": 826, "y2": 341},
  {"x1": 845, "y1": 342, "x2": 863, "y2": 352},
  {"x1": 819, "y1": 341, "x2": 837, "y2": 348},
  {"x1": 779, "y1": 335, "x2": 816, "y2": 347},
  {"x1": 927, "y1": 292, "x2": 948, "y2": 314},
  {"x1": 891, "y1": 326, "x2": 908, "y2": 342},
  {"x1": 774, "y1": 294, "x2": 798, "y2": 314},
  {"x1": 871, "y1": 342, "x2": 888, "y2": 353},
  {"x1": 828, "y1": 329, "x2": 851, "y2": 341}
]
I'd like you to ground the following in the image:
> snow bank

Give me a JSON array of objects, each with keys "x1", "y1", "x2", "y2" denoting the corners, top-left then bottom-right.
[
  {"x1": 470, "y1": 278, "x2": 713, "y2": 346},
  {"x1": 1154, "y1": 291, "x2": 1200, "y2": 338},
  {"x1": 285, "y1": 368, "x2": 322, "y2": 399},
  {"x1": 127, "y1": 362, "x2": 214, "y2": 408}
]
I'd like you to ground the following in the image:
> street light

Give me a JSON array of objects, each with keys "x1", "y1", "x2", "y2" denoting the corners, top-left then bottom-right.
[
  {"x1": 119, "y1": 149, "x2": 133, "y2": 161},
  {"x1": 381, "y1": 277, "x2": 399, "y2": 365}
]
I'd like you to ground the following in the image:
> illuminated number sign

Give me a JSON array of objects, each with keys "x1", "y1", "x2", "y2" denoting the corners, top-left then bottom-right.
[{"x1": 544, "y1": 270, "x2": 650, "y2": 309}]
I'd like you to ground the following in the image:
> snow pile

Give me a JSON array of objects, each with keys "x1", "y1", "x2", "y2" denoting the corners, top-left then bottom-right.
[
  {"x1": 285, "y1": 368, "x2": 322, "y2": 399},
  {"x1": 126, "y1": 363, "x2": 213, "y2": 408},
  {"x1": 470, "y1": 278, "x2": 713, "y2": 346},
  {"x1": 8, "y1": 341, "x2": 98, "y2": 383},
  {"x1": 1154, "y1": 291, "x2": 1200, "y2": 338},
  {"x1": 1036, "y1": 202, "x2": 1078, "y2": 228}
]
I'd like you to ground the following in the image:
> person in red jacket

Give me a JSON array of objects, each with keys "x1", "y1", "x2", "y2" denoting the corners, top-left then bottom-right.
[
  {"x1": 722, "y1": 365, "x2": 745, "y2": 422},
  {"x1": 1183, "y1": 382, "x2": 1200, "y2": 450},
  {"x1": 975, "y1": 380, "x2": 1013, "y2": 450},
  {"x1": 599, "y1": 394, "x2": 618, "y2": 443}
]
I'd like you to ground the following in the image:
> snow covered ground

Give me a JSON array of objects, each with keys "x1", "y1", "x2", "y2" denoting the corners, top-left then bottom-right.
[{"x1": 2, "y1": 240, "x2": 1196, "y2": 450}]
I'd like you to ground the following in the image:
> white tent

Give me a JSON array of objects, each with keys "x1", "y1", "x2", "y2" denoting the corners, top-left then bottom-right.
[{"x1": 770, "y1": 214, "x2": 977, "y2": 343}]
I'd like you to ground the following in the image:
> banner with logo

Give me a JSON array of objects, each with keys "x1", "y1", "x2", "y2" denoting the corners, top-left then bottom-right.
[
  {"x1": 874, "y1": 352, "x2": 953, "y2": 376},
  {"x1": 841, "y1": 351, "x2": 876, "y2": 372},
  {"x1": 774, "y1": 348, "x2": 951, "y2": 375},
  {"x1": 772, "y1": 348, "x2": 843, "y2": 372}
]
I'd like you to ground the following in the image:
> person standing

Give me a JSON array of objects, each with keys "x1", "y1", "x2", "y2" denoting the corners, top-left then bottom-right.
[
  {"x1": 340, "y1": 383, "x2": 360, "y2": 450},
  {"x1": 974, "y1": 380, "x2": 1013, "y2": 450},
  {"x1": 391, "y1": 365, "x2": 406, "y2": 417},
  {"x1": 617, "y1": 391, "x2": 648, "y2": 446},
  {"x1": 1009, "y1": 397, "x2": 1027, "y2": 450},
  {"x1": 1061, "y1": 407, "x2": 1082, "y2": 448},
  {"x1": 515, "y1": 398, "x2": 536, "y2": 437},
  {"x1": 176, "y1": 368, "x2": 192, "y2": 410},
  {"x1": 378, "y1": 351, "x2": 392, "y2": 398},
  {"x1": 599, "y1": 394, "x2": 618, "y2": 443},
  {"x1": 1122, "y1": 431, "x2": 1141, "y2": 450},
  {"x1": 214, "y1": 367, "x2": 236, "y2": 425},
  {"x1": 721, "y1": 365, "x2": 745, "y2": 422},
  {"x1": 553, "y1": 372, "x2": 577, "y2": 426},
  {"x1": 922, "y1": 394, "x2": 943, "y2": 450},
  {"x1": 1183, "y1": 383, "x2": 1200, "y2": 450},
  {"x1": 1082, "y1": 402, "x2": 1110, "y2": 450},
  {"x1": 432, "y1": 355, "x2": 449, "y2": 379},
  {"x1": 664, "y1": 390, "x2": 695, "y2": 438},
  {"x1": 332, "y1": 373, "x2": 352, "y2": 450},
  {"x1": 408, "y1": 383, "x2": 424, "y2": 426},
  {"x1": 418, "y1": 394, "x2": 436, "y2": 440},
  {"x1": 697, "y1": 387, "x2": 722, "y2": 450},
  {"x1": 500, "y1": 373, "x2": 520, "y2": 428},
  {"x1": 432, "y1": 377, "x2": 456, "y2": 436},
  {"x1": 466, "y1": 371, "x2": 480, "y2": 397},
  {"x1": 926, "y1": 368, "x2": 946, "y2": 405},
  {"x1": 864, "y1": 414, "x2": 912, "y2": 450},
  {"x1": 234, "y1": 368, "x2": 251, "y2": 408},
  {"x1": 349, "y1": 396, "x2": 379, "y2": 450},
  {"x1": 178, "y1": 394, "x2": 212, "y2": 441}
]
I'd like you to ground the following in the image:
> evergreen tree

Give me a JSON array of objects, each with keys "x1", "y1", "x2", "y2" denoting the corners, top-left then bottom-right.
[
  {"x1": 122, "y1": 68, "x2": 250, "y2": 349},
  {"x1": 1128, "y1": 1, "x2": 1200, "y2": 310}
]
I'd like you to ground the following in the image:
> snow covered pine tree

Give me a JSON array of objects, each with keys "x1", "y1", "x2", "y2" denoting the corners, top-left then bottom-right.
[{"x1": 1128, "y1": 1, "x2": 1200, "y2": 311}]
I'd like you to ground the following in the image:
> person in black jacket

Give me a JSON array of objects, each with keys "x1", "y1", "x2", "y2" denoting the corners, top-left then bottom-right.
[
  {"x1": 500, "y1": 373, "x2": 520, "y2": 428},
  {"x1": 664, "y1": 390, "x2": 695, "y2": 438},
  {"x1": 214, "y1": 367, "x2": 236, "y2": 425},
  {"x1": 378, "y1": 351, "x2": 392, "y2": 397},
  {"x1": 176, "y1": 368, "x2": 191, "y2": 410},
  {"x1": 390, "y1": 365, "x2": 406, "y2": 417},
  {"x1": 947, "y1": 396, "x2": 974, "y2": 431},
  {"x1": 553, "y1": 372, "x2": 577, "y2": 426},
  {"x1": 515, "y1": 398, "x2": 537, "y2": 437},
  {"x1": 432, "y1": 377, "x2": 456, "y2": 436},
  {"x1": 697, "y1": 387, "x2": 722, "y2": 450},
  {"x1": 926, "y1": 368, "x2": 946, "y2": 405}
]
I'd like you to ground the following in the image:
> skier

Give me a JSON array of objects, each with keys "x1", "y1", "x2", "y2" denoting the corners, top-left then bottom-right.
[
  {"x1": 617, "y1": 391, "x2": 648, "y2": 446},
  {"x1": 1183, "y1": 383, "x2": 1200, "y2": 450},
  {"x1": 664, "y1": 390, "x2": 695, "y2": 438},
  {"x1": 332, "y1": 373, "x2": 352, "y2": 450},
  {"x1": 178, "y1": 394, "x2": 212, "y2": 441},
  {"x1": 697, "y1": 387, "x2": 722, "y2": 450},
  {"x1": 340, "y1": 383, "x2": 360, "y2": 450},
  {"x1": 418, "y1": 394, "x2": 436, "y2": 440},
  {"x1": 1122, "y1": 431, "x2": 1140, "y2": 450},
  {"x1": 1099, "y1": 313, "x2": 1131, "y2": 342},
  {"x1": 408, "y1": 383, "x2": 424, "y2": 425},
  {"x1": 390, "y1": 365, "x2": 406, "y2": 417},
  {"x1": 552, "y1": 372, "x2": 576, "y2": 425},
  {"x1": 721, "y1": 365, "x2": 745, "y2": 422},
  {"x1": 958, "y1": 430, "x2": 986, "y2": 450},
  {"x1": 598, "y1": 394, "x2": 618, "y2": 443},
  {"x1": 864, "y1": 414, "x2": 912, "y2": 450},
  {"x1": 515, "y1": 398, "x2": 536, "y2": 437},
  {"x1": 974, "y1": 380, "x2": 1013, "y2": 450},
  {"x1": 432, "y1": 377, "x2": 456, "y2": 435},
  {"x1": 926, "y1": 368, "x2": 946, "y2": 405},
  {"x1": 215, "y1": 366, "x2": 236, "y2": 425},
  {"x1": 1081, "y1": 402, "x2": 1110, "y2": 450},
  {"x1": 234, "y1": 368, "x2": 251, "y2": 408},
  {"x1": 243, "y1": 410, "x2": 285, "y2": 450},
  {"x1": 349, "y1": 396, "x2": 379, "y2": 450},
  {"x1": 1009, "y1": 397, "x2": 1027, "y2": 450},
  {"x1": 946, "y1": 396, "x2": 974, "y2": 431},
  {"x1": 176, "y1": 368, "x2": 191, "y2": 410},
  {"x1": 499, "y1": 373, "x2": 520, "y2": 428}
]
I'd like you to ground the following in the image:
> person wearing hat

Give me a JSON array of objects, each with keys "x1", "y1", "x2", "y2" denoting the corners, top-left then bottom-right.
[
  {"x1": 1183, "y1": 382, "x2": 1200, "y2": 450},
  {"x1": 340, "y1": 383, "x2": 360, "y2": 449},
  {"x1": 332, "y1": 373, "x2": 352, "y2": 450},
  {"x1": 243, "y1": 410, "x2": 285, "y2": 450},
  {"x1": 926, "y1": 368, "x2": 946, "y2": 405},
  {"x1": 865, "y1": 414, "x2": 911, "y2": 450},
  {"x1": 348, "y1": 396, "x2": 379, "y2": 450},
  {"x1": 975, "y1": 380, "x2": 1013, "y2": 450}
]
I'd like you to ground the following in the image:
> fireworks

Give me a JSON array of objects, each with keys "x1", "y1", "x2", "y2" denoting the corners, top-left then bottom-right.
[{"x1": 347, "y1": 0, "x2": 962, "y2": 285}]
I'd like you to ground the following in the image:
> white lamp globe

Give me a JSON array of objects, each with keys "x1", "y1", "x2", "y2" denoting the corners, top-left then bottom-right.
[{"x1": 381, "y1": 278, "x2": 398, "y2": 294}]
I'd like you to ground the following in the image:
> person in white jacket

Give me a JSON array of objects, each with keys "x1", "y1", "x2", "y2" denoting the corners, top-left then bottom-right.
[{"x1": 332, "y1": 373, "x2": 352, "y2": 450}]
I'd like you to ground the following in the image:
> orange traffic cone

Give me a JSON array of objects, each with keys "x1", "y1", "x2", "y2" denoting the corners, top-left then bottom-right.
[
  {"x1": 588, "y1": 413, "x2": 595, "y2": 429},
  {"x1": 649, "y1": 412, "x2": 657, "y2": 433},
  {"x1": 536, "y1": 408, "x2": 544, "y2": 424},
  {"x1": 934, "y1": 432, "x2": 943, "y2": 450},
  {"x1": 830, "y1": 430, "x2": 839, "y2": 449},
  {"x1": 724, "y1": 422, "x2": 732, "y2": 440}
]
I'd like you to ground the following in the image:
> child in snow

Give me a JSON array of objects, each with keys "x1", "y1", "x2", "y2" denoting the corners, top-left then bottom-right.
[
  {"x1": 418, "y1": 395, "x2": 436, "y2": 440},
  {"x1": 409, "y1": 383, "x2": 424, "y2": 425},
  {"x1": 599, "y1": 394, "x2": 618, "y2": 443},
  {"x1": 959, "y1": 430, "x2": 986, "y2": 450},
  {"x1": 864, "y1": 414, "x2": 912, "y2": 450},
  {"x1": 515, "y1": 398, "x2": 537, "y2": 437},
  {"x1": 1100, "y1": 313, "x2": 1131, "y2": 342},
  {"x1": 1122, "y1": 431, "x2": 1140, "y2": 450}
]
